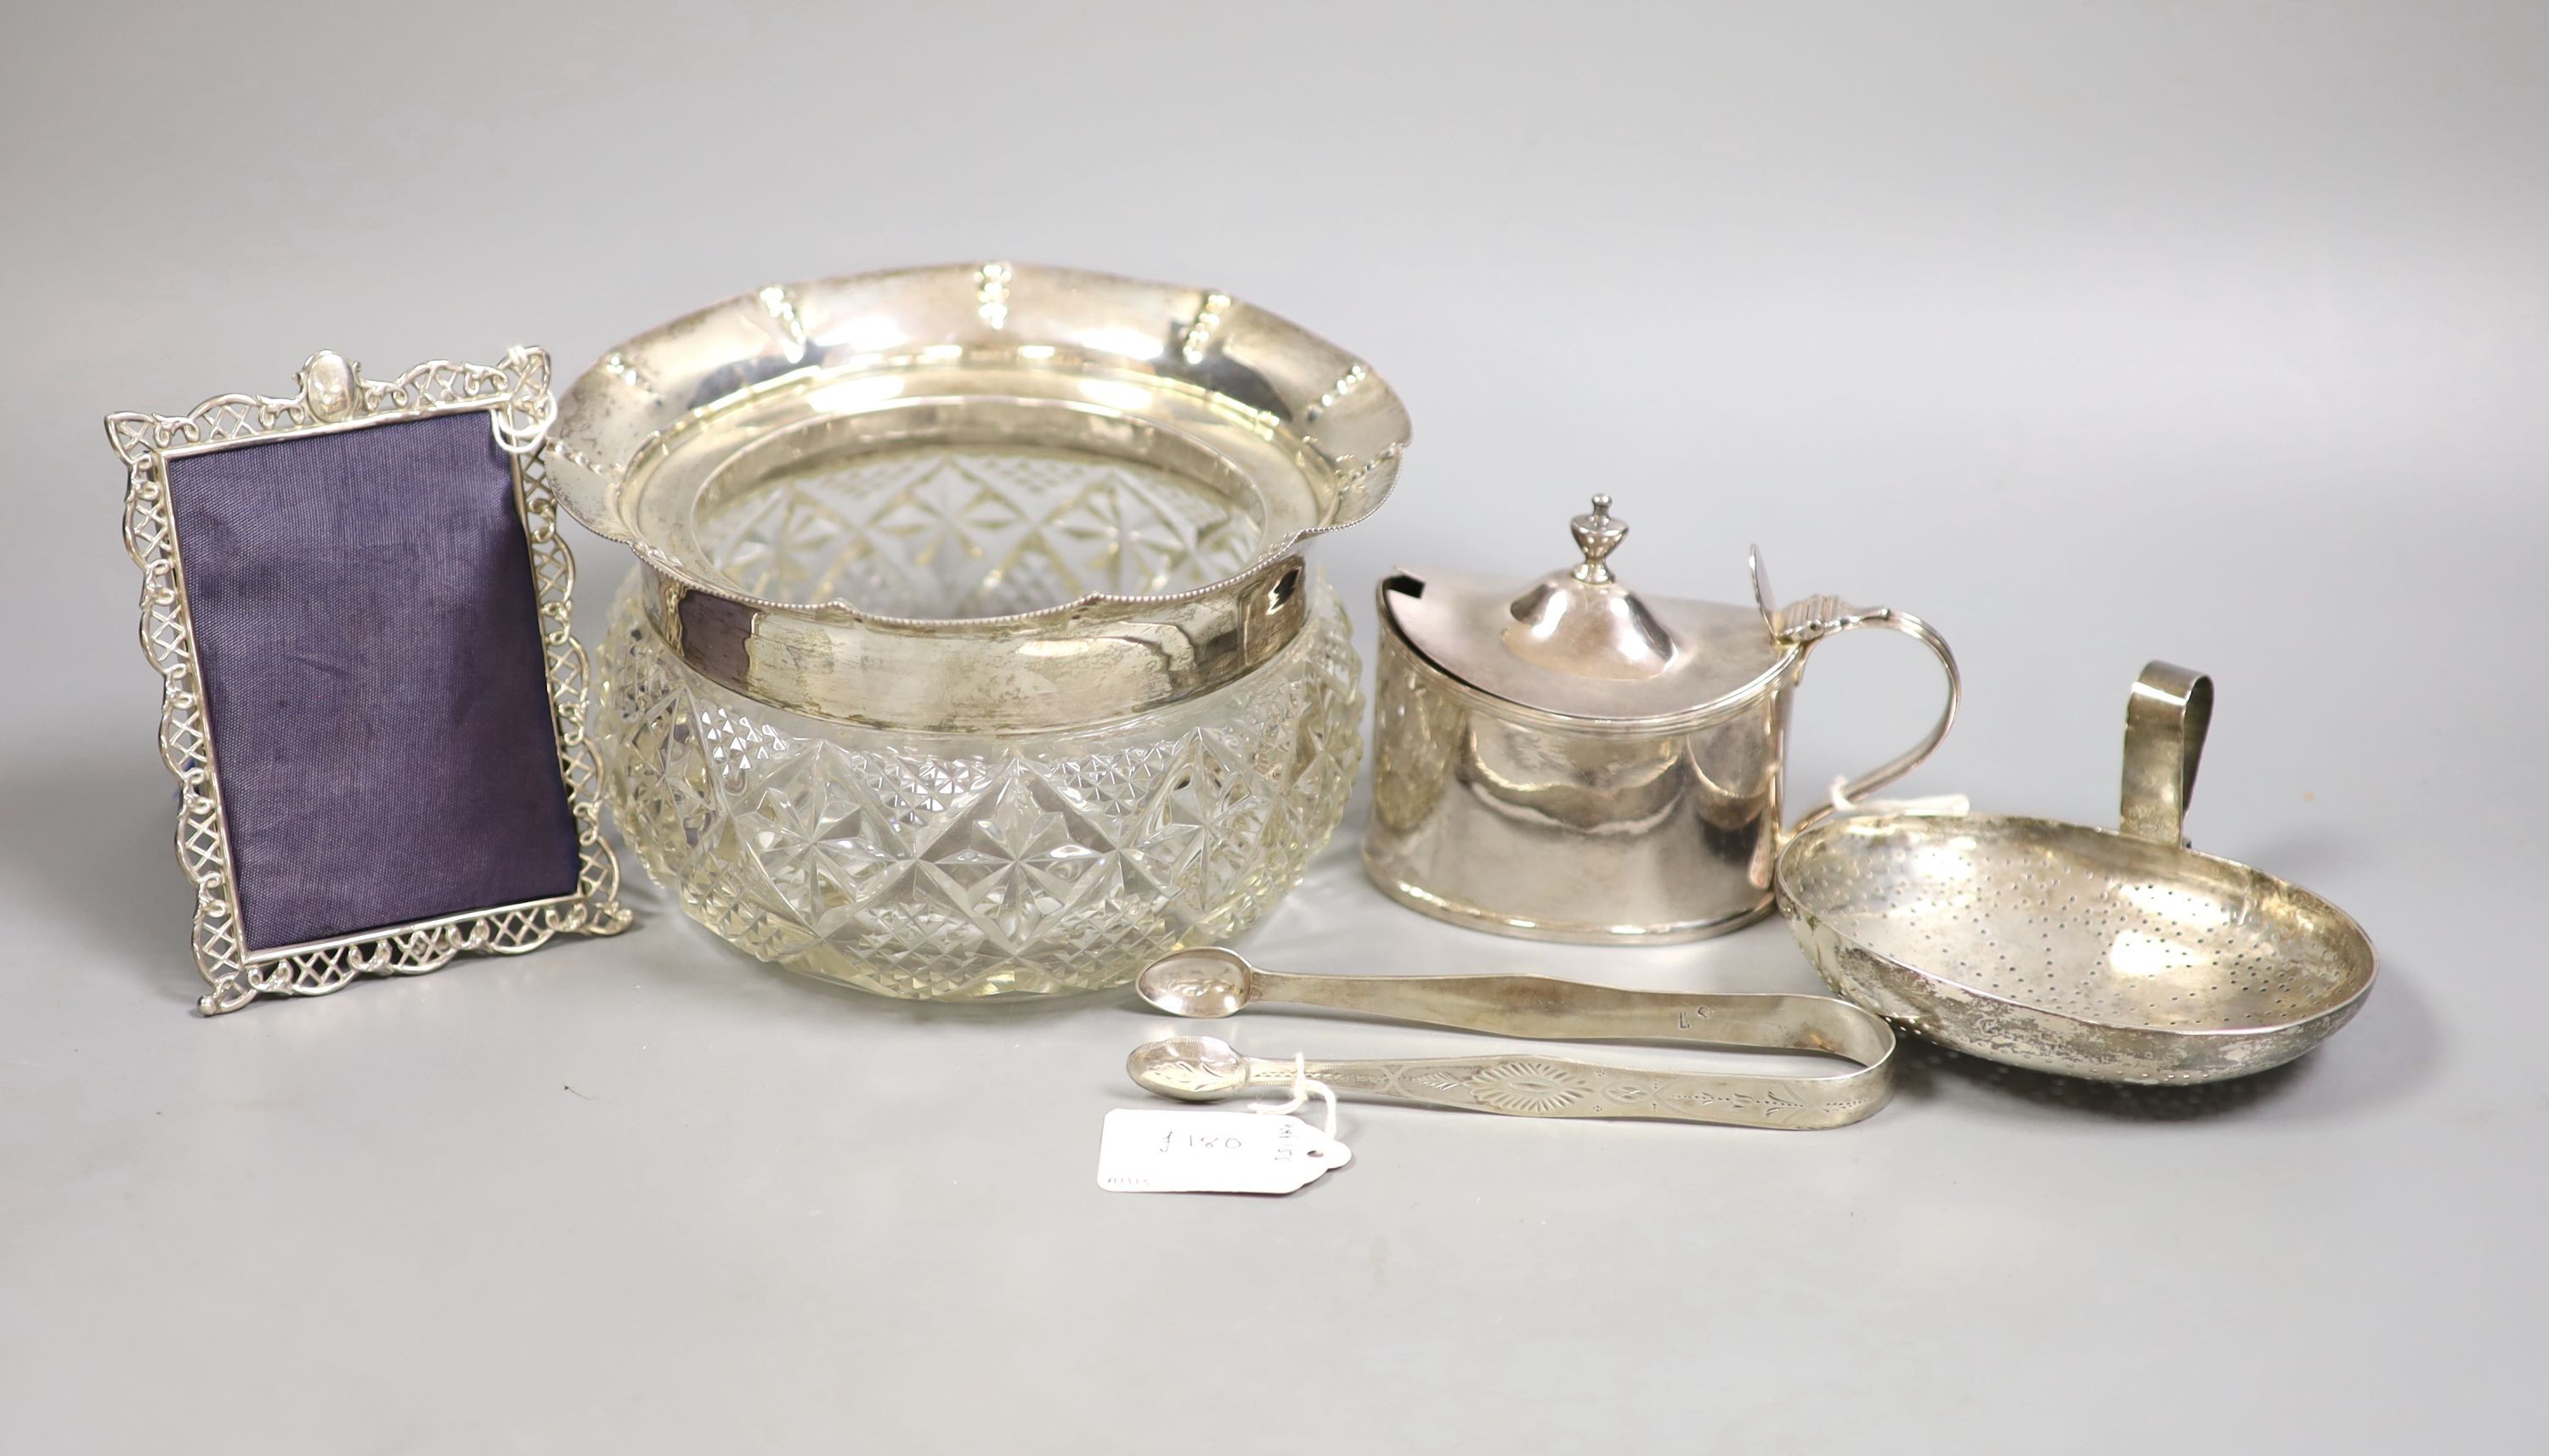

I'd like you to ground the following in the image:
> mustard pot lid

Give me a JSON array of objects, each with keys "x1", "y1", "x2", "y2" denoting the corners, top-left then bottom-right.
[{"x1": 1377, "y1": 495, "x2": 1800, "y2": 727}]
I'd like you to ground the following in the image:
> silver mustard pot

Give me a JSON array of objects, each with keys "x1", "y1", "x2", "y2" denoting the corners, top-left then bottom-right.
[{"x1": 1363, "y1": 496, "x2": 1962, "y2": 943}]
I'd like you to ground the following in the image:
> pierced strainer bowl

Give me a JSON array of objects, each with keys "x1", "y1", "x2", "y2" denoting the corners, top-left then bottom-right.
[{"x1": 1775, "y1": 663, "x2": 2375, "y2": 1085}]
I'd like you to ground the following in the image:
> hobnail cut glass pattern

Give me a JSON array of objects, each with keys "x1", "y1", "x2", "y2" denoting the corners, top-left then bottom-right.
[
  {"x1": 703, "y1": 443, "x2": 1264, "y2": 615},
  {"x1": 595, "y1": 573, "x2": 1362, "y2": 999}
]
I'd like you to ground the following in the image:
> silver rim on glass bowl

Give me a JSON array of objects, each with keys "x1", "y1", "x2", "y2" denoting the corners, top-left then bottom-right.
[{"x1": 545, "y1": 261, "x2": 1411, "y2": 734}]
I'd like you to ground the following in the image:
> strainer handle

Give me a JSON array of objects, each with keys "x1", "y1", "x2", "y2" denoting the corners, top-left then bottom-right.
[
  {"x1": 1784, "y1": 605, "x2": 1962, "y2": 835},
  {"x1": 2121, "y1": 662, "x2": 2213, "y2": 845}
]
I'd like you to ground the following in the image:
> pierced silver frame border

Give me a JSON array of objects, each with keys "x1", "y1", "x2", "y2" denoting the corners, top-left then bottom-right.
[{"x1": 105, "y1": 347, "x2": 630, "y2": 1015}]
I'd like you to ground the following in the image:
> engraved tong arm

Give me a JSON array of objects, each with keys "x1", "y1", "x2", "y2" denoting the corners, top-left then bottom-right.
[{"x1": 1129, "y1": 952, "x2": 1896, "y2": 1131}]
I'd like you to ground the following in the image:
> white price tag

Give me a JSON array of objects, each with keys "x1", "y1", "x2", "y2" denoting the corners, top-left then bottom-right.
[{"x1": 1096, "y1": 1109, "x2": 1353, "y2": 1195}]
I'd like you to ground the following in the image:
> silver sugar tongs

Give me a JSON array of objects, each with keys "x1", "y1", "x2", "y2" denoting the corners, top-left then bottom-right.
[{"x1": 1126, "y1": 948, "x2": 1896, "y2": 1130}]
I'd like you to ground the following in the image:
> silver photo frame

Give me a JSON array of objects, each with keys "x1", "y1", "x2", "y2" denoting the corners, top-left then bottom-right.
[{"x1": 105, "y1": 348, "x2": 630, "y2": 1014}]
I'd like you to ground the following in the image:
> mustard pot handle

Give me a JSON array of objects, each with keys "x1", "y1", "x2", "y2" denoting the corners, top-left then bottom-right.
[{"x1": 1778, "y1": 599, "x2": 1963, "y2": 837}]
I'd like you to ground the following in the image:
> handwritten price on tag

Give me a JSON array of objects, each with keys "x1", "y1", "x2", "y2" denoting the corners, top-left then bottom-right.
[{"x1": 1096, "y1": 1109, "x2": 1353, "y2": 1195}]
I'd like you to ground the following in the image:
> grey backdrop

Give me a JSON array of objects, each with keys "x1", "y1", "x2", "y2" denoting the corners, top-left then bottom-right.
[{"x1": 4, "y1": 3, "x2": 2541, "y2": 1451}]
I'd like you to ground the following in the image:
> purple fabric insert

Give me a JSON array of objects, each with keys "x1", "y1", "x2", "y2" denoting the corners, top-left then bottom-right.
[{"x1": 164, "y1": 411, "x2": 582, "y2": 953}]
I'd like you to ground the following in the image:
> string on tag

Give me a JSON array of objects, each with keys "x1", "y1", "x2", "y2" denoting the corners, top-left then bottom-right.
[
  {"x1": 1249, "y1": 1052, "x2": 1340, "y2": 1142},
  {"x1": 1828, "y1": 775, "x2": 1971, "y2": 819}
]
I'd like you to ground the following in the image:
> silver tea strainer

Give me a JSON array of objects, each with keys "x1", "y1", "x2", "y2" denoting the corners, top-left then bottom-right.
[{"x1": 1775, "y1": 663, "x2": 2376, "y2": 1085}]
